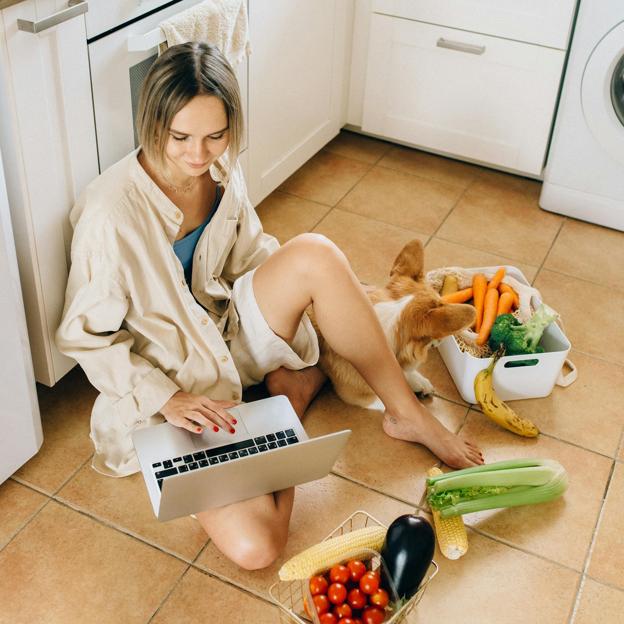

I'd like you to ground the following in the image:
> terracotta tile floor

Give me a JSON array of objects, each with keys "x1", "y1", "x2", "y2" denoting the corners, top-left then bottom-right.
[{"x1": 2, "y1": 130, "x2": 623, "y2": 624}]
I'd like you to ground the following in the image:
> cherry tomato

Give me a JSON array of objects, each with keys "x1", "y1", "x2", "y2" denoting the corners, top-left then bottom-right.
[
  {"x1": 369, "y1": 587, "x2": 389, "y2": 608},
  {"x1": 330, "y1": 564, "x2": 351, "y2": 585},
  {"x1": 359, "y1": 571, "x2": 380, "y2": 595},
  {"x1": 334, "y1": 603, "x2": 352, "y2": 619},
  {"x1": 313, "y1": 594, "x2": 330, "y2": 615},
  {"x1": 337, "y1": 619, "x2": 356, "y2": 624},
  {"x1": 347, "y1": 560, "x2": 367, "y2": 583},
  {"x1": 347, "y1": 588, "x2": 367, "y2": 610},
  {"x1": 328, "y1": 582, "x2": 347, "y2": 605},
  {"x1": 310, "y1": 574, "x2": 329, "y2": 596},
  {"x1": 319, "y1": 613, "x2": 338, "y2": 624},
  {"x1": 361, "y1": 606, "x2": 385, "y2": 624}
]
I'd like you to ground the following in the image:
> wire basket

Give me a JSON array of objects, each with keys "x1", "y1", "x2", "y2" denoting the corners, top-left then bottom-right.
[{"x1": 269, "y1": 510, "x2": 439, "y2": 624}]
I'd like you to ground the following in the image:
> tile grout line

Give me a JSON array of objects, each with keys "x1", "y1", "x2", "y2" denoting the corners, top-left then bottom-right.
[
  {"x1": 329, "y1": 470, "x2": 422, "y2": 511},
  {"x1": 146, "y1": 563, "x2": 192, "y2": 624},
  {"x1": 531, "y1": 216, "x2": 567, "y2": 286},
  {"x1": 0, "y1": 496, "x2": 54, "y2": 555},
  {"x1": 464, "y1": 523, "x2": 587, "y2": 579},
  {"x1": 463, "y1": 405, "x2": 622, "y2": 461},
  {"x1": 425, "y1": 173, "x2": 478, "y2": 244},
  {"x1": 9, "y1": 474, "x2": 55, "y2": 497},
  {"x1": 19, "y1": 494, "x2": 282, "y2": 617},
  {"x1": 567, "y1": 458, "x2": 617, "y2": 624},
  {"x1": 49, "y1": 496, "x2": 198, "y2": 565},
  {"x1": 430, "y1": 233, "x2": 542, "y2": 273},
  {"x1": 186, "y1": 563, "x2": 280, "y2": 606},
  {"x1": 374, "y1": 161, "x2": 475, "y2": 193},
  {"x1": 564, "y1": 346, "x2": 624, "y2": 369},
  {"x1": 534, "y1": 263, "x2": 624, "y2": 294}
]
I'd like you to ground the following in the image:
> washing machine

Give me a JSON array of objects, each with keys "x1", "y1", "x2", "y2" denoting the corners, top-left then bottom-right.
[{"x1": 540, "y1": 0, "x2": 624, "y2": 231}]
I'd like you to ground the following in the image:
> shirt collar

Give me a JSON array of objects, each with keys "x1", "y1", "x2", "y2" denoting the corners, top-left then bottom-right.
[{"x1": 129, "y1": 148, "x2": 230, "y2": 241}]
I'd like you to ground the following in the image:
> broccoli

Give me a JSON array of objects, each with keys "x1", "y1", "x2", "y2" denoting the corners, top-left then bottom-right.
[{"x1": 488, "y1": 304, "x2": 558, "y2": 355}]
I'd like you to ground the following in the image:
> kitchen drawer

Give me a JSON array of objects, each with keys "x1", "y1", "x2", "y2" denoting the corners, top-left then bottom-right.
[
  {"x1": 372, "y1": 0, "x2": 577, "y2": 50},
  {"x1": 362, "y1": 14, "x2": 565, "y2": 176}
]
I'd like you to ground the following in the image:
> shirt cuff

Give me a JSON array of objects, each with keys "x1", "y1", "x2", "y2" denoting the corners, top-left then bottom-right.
[{"x1": 132, "y1": 367, "x2": 180, "y2": 417}]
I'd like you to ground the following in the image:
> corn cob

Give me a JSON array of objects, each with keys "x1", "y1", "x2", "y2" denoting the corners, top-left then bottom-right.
[
  {"x1": 278, "y1": 525, "x2": 386, "y2": 581},
  {"x1": 427, "y1": 467, "x2": 469, "y2": 560}
]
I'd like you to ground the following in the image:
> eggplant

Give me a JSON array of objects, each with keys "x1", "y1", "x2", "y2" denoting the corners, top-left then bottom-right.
[{"x1": 380, "y1": 514, "x2": 435, "y2": 600}]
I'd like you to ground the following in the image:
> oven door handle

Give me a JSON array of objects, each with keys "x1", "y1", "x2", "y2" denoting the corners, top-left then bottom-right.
[
  {"x1": 17, "y1": 0, "x2": 88, "y2": 34},
  {"x1": 127, "y1": 27, "x2": 167, "y2": 52}
]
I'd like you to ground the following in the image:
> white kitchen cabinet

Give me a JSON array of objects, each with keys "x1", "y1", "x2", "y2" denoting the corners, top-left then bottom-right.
[
  {"x1": 246, "y1": 0, "x2": 353, "y2": 206},
  {"x1": 0, "y1": 0, "x2": 99, "y2": 386},
  {"x1": 371, "y1": 0, "x2": 577, "y2": 50},
  {"x1": 361, "y1": 14, "x2": 566, "y2": 175}
]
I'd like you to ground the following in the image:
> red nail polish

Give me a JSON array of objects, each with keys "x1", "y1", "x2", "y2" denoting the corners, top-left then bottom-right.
[
  {"x1": 230, "y1": 428, "x2": 235, "y2": 434},
  {"x1": 213, "y1": 426, "x2": 219, "y2": 432},
  {"x1": 232, "y1": 418, "x2": 237, "y2": 425},
  {"x1": 196, "y1": 427, "x2": 202, "y2": 433}
]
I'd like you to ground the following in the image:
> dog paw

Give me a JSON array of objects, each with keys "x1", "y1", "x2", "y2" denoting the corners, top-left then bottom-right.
[{"x1": 414, "y1": 378, "x2": 435, "y2": 398}]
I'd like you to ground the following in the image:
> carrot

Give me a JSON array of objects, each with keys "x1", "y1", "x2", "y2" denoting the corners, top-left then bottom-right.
[
  {"x1": 476, "y1": 288, "x2": 499, "y2": 346},
  {"x1": 497, "y1": 291, "x2": 514, "y2": 316},
  {"x1": 441, "y1": 287, "x2": 473, "y2": 304},
  {"x1": 499, "y1": 283, "x2": 519, "y2": 309},
  {"x1": 487, "y1": 267, "x2": 506, "y2": 290},
  {"x1": 472, "y1": 273, "x2": 488, "y2": 332}
]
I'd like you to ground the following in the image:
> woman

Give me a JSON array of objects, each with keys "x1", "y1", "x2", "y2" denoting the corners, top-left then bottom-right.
[{"x1": 57, "y1": 43, "x2": 483, "y2": 570}]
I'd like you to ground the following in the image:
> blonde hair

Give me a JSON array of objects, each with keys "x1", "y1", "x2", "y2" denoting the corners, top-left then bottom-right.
[{"x1": 136, "y1": 42, "x2": 243, "y2": 169}]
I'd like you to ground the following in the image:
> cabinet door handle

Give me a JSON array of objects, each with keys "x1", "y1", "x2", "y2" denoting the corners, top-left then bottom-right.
[
  {"x1": 436, "y1": 38, "x2": 485, "y2": 56},
  {"x1": 17, "y1": 0, "x2": 88, "y2": 34}
]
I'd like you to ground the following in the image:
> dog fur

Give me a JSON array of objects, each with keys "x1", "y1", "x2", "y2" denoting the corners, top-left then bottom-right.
[{"x1": 312, "y1": 239, "x2": 476, "y2": 410}]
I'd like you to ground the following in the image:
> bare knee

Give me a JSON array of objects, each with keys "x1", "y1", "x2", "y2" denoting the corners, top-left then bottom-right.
[
  {"x1": 285, "y1": 233, "x2": 349, "y2": 278},
  {"x1": 226, "y1": 533, "x2": 284, "y2": 571}
]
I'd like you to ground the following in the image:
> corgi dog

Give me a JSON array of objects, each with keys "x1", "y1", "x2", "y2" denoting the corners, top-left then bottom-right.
[{"x1": 313, "y1": 239, "x2": 476, "y2": 410}]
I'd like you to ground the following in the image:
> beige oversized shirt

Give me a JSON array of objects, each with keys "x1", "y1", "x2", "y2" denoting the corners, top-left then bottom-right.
[{"x1": 56, "y1": 149, "x2": 279, "y2": 477}]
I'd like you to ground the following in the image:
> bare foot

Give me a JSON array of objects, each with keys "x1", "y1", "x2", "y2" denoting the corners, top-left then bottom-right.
[
  {"x1": 265, "y1": 366, "x2": 327, "y2": 419},
  {"x1": 382, "y1": 404, "x2": 484, "y2": 469}
]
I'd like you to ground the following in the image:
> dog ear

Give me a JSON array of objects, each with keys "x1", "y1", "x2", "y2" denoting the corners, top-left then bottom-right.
[
  {"x1": 425, "y1": 303, "x2": 476, "y2": 339},
  {"x1": 390, "y1": 239, "x2": 425, "y2": 281}
]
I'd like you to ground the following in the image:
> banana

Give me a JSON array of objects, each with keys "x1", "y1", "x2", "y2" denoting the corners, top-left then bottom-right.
[{"x1": 474, "y1": 355, "x2": 539, "y2": 438}]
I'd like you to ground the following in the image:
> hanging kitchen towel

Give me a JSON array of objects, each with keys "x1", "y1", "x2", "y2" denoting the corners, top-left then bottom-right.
[{"x1": 160, "y1": 0, "x2": 250, "y2": 66}]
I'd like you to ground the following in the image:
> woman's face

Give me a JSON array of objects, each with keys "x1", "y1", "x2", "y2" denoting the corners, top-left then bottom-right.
[{"x1": 164, "y1": 95, "x2": 229, "y2": 178}]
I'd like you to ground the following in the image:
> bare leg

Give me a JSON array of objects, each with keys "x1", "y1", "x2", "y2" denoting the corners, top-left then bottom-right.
[
  {"x1": 253, "y1": 234, "x2": 483, "y2": 468},
  {"x1": 265, "y1": 365, "x2": 327, "y2": 419},
  {"x1": 195, "y1": 487, "x2": 295, "y2": 570}
]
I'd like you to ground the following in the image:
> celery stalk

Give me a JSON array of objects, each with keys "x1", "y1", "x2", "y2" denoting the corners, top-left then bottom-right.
[
  {"x1": 425, "y1": 458, "x2": 544, "y2": 486},
  {"x1": 428, "y1": 465, "x2": 557, "y2": 494},
  {"x1": 425, "y1": 458, "x2": 568, "y2": 518}
]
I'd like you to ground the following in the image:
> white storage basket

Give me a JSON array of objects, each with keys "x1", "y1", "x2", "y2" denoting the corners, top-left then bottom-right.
[{"x1": 433, "y1": 266, "x2": 576, "y2": 403}]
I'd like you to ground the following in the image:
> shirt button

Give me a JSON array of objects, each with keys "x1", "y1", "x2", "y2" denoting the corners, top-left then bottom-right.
[
  {"x1": 181, "y1": 279, "x2": 186, "y2": 287},
  {"x1": 231, "y1": 392, "x2": 240, "y2": 401},
  {"x1": 201, "y1": 318, "x2": 208, "y2": 325},
  {"x1": 175, "y1": 210, "x2": 182, "y2": 220},
  {"x1": 220, "y1": 355, "x2": 228, "y2": 363}
]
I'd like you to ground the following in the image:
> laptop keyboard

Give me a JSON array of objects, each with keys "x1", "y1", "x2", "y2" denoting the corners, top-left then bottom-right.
[{"x1": 151, "y1": 429, "x2": 299, "y2": 490}]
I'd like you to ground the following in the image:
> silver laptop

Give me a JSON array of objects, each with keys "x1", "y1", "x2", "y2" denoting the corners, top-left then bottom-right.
[{"x1": 132, "y1": 395, "x2": 351, "y2": 521}]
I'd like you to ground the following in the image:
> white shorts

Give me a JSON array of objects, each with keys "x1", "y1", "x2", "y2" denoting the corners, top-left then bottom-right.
[{"x1": 229, "y1": 268, "x2": 320, "y2": 388}]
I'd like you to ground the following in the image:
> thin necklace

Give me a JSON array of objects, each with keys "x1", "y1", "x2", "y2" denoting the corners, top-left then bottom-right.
[{"x1": 164, "y1": 175, "x2": 198, "y2": 194}]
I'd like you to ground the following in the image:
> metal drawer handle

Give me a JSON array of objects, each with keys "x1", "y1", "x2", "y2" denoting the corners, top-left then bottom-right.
[
  {"x1": 17, "y1": 0, "x2": 88, "y2": 34},
  {"x1": 436, "y1": 37, "x2": 485, "y2": 56}
]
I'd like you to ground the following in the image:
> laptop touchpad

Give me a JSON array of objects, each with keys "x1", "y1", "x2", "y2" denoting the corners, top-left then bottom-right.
[{"x1": 192, "y1": 418, "x2": 252, "y2": 450}]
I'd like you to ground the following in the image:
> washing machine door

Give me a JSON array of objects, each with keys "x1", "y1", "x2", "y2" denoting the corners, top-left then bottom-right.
[{"x1": 581, "y1": 21, "x2": 624, "y2": 167}]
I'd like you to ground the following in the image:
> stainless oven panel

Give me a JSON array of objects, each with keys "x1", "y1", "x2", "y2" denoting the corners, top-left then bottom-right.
[{"x1": 88, "y1": 0, "x2": 248, "y2": 172}]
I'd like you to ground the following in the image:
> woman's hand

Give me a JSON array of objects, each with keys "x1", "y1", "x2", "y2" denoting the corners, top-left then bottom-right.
[{"x1": 160, "y1": 391, "x2": 239, "y2": 434}]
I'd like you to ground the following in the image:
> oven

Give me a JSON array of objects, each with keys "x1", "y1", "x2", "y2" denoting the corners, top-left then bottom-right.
[{"x1": 85, "y1": 0, "x2": 248, "y2": 173}]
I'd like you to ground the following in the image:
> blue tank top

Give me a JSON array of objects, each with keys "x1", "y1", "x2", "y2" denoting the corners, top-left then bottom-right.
[{"x1": 173, "y1": 185, "x2": 222, "y2": 285}]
